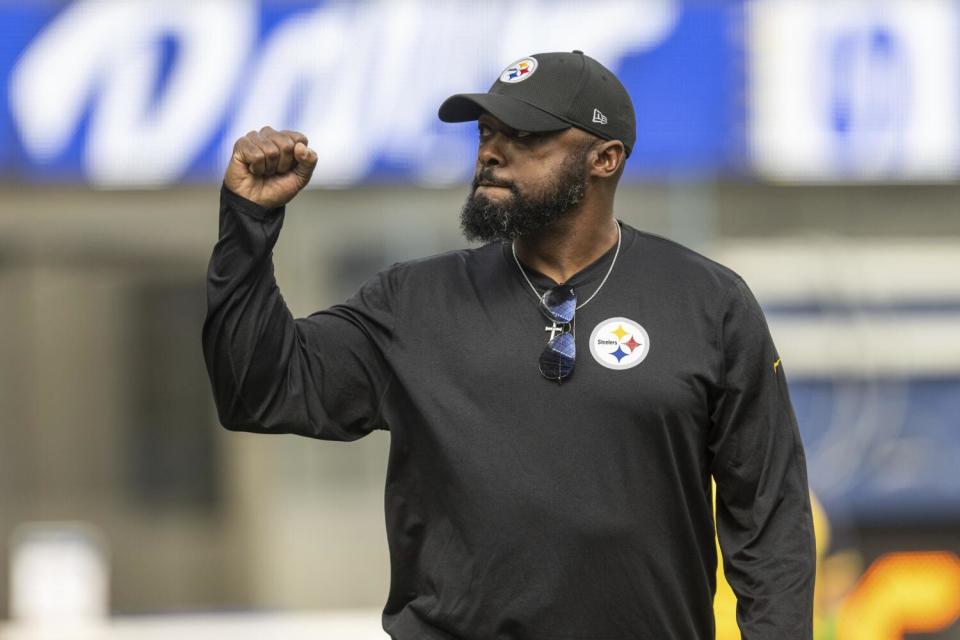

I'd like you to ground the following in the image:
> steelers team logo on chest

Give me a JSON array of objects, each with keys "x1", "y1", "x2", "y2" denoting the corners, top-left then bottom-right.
[{"x1": 589, "y1": 317, "x2": 650, "y2": 370}]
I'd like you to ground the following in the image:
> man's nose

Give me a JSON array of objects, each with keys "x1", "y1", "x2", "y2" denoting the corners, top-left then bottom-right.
[{"x1": 478, "y1": 132, "x2": 506, "y2": 167}]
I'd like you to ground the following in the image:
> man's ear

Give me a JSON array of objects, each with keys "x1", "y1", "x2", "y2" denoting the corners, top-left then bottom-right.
[{"x1": 589, "y1": 140, "x2": 627, "y2": 179}]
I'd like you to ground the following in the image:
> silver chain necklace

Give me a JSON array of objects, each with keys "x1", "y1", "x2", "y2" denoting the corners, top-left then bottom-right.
[{"x1": 511, "y1": 220, "x2": 622, "y2": 308}]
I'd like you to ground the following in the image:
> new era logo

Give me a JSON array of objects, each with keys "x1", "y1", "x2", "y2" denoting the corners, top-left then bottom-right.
[{"x1": 592, "y1": 108, "x2": 608, "y2": 125}]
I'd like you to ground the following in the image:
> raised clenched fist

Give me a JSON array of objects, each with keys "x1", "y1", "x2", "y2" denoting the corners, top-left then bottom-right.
[{"x1": 224, "y1": 126, "x2": 318, "y2": 210}]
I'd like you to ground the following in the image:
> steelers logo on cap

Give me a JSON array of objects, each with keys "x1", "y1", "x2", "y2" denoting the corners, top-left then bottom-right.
[
  {"x1": 499, "y1": 57, "x2": 538, "y2": 83},
  {"x1": 589, "y1": 317, "x2": 650, "y2": 370}
]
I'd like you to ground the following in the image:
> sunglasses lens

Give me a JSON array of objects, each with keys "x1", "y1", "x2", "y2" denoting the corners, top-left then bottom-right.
[
  {"x1": 539, "y1": 331, "x2": 575, "y2": 380},
  {"x1": 541, "y1": 284, "x2": 576, "y2": 324}
]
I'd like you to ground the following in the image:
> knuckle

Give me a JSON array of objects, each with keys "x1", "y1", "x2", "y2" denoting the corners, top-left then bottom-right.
[{"x1": 282, "y1": 130, "x2": 307, "y2": 147}]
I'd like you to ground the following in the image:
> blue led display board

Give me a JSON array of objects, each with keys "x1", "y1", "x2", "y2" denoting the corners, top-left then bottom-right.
[{"x1": 0, "y1": 0, "x2": 744, "y2": 186}]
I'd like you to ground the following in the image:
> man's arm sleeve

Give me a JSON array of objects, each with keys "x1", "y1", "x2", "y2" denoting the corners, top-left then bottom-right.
[
  {"x1": 201, "y1": 185, "x2": 397, "y2": 441},
  {"x1": 707, "y1": 277, "x2": 817, "y2": 639}
]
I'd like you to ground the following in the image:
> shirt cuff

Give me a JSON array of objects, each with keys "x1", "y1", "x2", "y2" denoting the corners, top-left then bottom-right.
[{"x1": 220, "y1": 183, "x2": 285, "y2": 221}]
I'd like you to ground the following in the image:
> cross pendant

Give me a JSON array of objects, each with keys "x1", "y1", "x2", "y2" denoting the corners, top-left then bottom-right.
[{"x1": 545, "y1": 321, "x2": 564, "y2": 340}]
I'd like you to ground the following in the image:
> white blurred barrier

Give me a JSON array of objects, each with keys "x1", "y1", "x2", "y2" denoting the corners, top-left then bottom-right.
[
  {"x1": 5, "y1": 523, "x2": 388, "y2": 640},
  {"x1": 0, "y1": 610, "x2": 388, "y2": 640},
  {"x1": 8, "y1": 523, "x2": 108, "y2": 629},
  {"x1": 714, "y1": 239, "x2": 960, "y2": 376}
]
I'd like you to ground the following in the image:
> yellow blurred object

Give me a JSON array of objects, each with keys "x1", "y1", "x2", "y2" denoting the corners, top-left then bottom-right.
[
  {"x1": 837, "y1": 551, "x2": 960, "y2": 640},
  {"x1": 712, "y1": 479, "x2": 829, "y2": 639}
]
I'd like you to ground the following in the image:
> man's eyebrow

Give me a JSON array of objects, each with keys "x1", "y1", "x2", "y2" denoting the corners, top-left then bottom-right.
[
  {"x1": 481, "y1": 119, "x2": 531, "y2": 137},
  {"x1": 477, "y1": 116, "x2": 505, "y2": 129},
  {"x1": 476, "y1": 117, "x2": 554, "y2": 142}
]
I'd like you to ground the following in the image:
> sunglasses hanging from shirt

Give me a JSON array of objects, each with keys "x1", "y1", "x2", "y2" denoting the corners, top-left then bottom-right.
[{"x1": 511, "y1": 220, "x2": 622, "y2": 382}]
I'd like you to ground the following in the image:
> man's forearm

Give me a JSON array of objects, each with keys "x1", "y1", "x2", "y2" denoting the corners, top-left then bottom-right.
[{"x1": 202, "y1": 185, "x2": 294, "y2": 431}]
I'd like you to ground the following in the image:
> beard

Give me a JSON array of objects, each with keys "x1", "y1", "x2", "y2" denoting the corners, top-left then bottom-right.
[{"x1": 459, "y1": 145, "x2": 590, "y2": 243}]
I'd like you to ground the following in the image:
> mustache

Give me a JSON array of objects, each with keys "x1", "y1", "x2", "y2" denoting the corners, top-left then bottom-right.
[{"x1": 471, "y1": 168, "x2": 516, "y2": 192}]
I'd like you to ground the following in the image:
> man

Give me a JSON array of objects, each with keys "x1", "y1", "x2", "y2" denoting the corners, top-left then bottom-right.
[{"x1": 203, "y1": 51, "x2": 816, "y2": 639}]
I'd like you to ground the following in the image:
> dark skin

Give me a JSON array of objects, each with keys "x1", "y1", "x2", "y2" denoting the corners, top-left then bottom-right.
[
  {"x1": 225, "y1": 125, "x2": 318, "y2": 210},
  {"x1": 475, "y1": 113, "x2": 627, "y2": 285},
  {"x1": 225, "y1": 119, "x2": 627, "y2": 286}
]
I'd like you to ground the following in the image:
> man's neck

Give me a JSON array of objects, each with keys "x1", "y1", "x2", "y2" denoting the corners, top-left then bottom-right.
[{"x1": 513, "y1": 208, "x2": 619, "y2": 285}]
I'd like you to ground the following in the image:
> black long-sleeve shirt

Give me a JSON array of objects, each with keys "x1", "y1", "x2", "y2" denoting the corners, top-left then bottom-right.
[{"x1": 202, "y1": 185, "x2": 816, "y2": 640}]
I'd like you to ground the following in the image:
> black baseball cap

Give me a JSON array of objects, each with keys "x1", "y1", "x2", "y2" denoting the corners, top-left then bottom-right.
[{"x1": 438, "y1": 50, "x2": 636, "y2": 157}]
